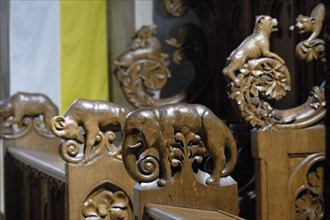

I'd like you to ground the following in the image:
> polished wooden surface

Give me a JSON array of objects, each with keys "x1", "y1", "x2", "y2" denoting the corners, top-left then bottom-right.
[
  {"x1": 252, "y1": 125, "x2": 325, "y2": 219},
  {"x1": 145, "y1": 204, "x2": 243, "y2": 220}
]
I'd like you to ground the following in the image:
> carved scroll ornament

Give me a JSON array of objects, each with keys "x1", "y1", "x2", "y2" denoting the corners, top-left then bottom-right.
[
  {"x1": 290, "y1": 3, "x2": 326, "y2": 63},
  {"x1": 121, "y1": 103, "x2": 237, "y2": 187},
  {"x1": 51, "y1": 99, "x2": 129, "y2": 164},
  {"x1": 163, "y1": 0, "x2": 189, "y2": 17},
  {"x1": 0, "y1": 92, "x2": 58, "y2": 138},
  {"x1": 223, "y1": 15, "x2": 326, "y2": 130},
  {"x1": 82, "y1": 183, "x2": 132, "y2": 220},
  {"x1": 113, "y1": 25, "x2": 185, "y2": 108}
]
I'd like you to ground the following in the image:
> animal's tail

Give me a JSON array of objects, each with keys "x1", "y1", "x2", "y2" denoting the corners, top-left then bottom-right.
[{"x1": 221, "y1": 127, "x2": 237, "y2": 177}]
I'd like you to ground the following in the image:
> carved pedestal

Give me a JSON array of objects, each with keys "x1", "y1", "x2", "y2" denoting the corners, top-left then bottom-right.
[{"x1": 252, "y1": 125, "x2": 325, "y2": 219}]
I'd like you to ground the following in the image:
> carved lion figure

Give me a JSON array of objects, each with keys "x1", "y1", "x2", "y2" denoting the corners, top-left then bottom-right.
[
  {"x1": 121, "y1": 103, "x2": 237, "y2": 186},
  {"x1": 51, "y1": 99, "x2": 129, "y2": 159},
  {"x1": 0, "y1": 92, "x2": 58, "y2": 131},
  {"x1": 223, "y1": 15, "x2": 285, "y2": 86}
]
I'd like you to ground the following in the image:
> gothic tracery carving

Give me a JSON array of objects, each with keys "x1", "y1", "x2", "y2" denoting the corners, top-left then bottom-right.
[{"x1": 292, "y1": 153, "x2": 325, "y2": 219}]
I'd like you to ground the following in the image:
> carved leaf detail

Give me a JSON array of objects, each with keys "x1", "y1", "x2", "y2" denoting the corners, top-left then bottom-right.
[
  {"x1": 228, "y1": 57, "x2": 294, "y2": 129},
  {"x1": 82, "y1": 190, "x2": 130, "y2": 220},
  {"x1": 113, "y1": 25, "x2": 185, "y2": 108},
  {"x1": 295, "y1": 158, "x2": 324, "y2": 220}
]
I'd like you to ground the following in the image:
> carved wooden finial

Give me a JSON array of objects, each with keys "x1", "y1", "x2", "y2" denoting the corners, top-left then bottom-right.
[
  {"x1": 113, "y1": 25, "x2": 185, "y2": 108},
  {"x1": 0, "y1": 92, "x2": 58, "y2": 138},
  {"x1": 291, "y1": 3, "x2": 326, "y2": 62},
  {"x1": 121, "y1": 103, "x2": 237, "y2": 187},
  {"x1": 223, "y1": 15, "x2": 326, "y2": 130},
  {"x1": 51, "y1": 99, "x2": 129, "y2": 164}
]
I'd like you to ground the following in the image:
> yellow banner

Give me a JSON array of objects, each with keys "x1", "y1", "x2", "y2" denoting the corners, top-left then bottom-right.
[{"x1": 60, "y1": 0, "x2": 109, "y2": 113}]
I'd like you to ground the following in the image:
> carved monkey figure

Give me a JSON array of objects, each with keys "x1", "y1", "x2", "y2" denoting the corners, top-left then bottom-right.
[
  {"x1": 223, "y1": 15, "x2": 285, "y2": 86},
  {"x1": 0, "y1": 92, "x2": 58, "y2": 131},
  {"x1": 294, "y1": 3, "x2": 325, "y2": 46},
  {"x1": 51, "y1": 99, "x2": 129, "y2": 159},
  {"x1": 292, "y1": 3, "x2": 326, "y2": 62},
  {"x1": 121, "y1": 103, "x2": 237, "y2": 186}
]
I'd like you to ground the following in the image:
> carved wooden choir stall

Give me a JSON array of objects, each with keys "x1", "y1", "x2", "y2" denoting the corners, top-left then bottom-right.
[
  {"x1": 0, "y1": 1, "x2": 328, "y2": 220},
  {"x1": 0, "y1": 93, "x2": 241, "y2": 219}
]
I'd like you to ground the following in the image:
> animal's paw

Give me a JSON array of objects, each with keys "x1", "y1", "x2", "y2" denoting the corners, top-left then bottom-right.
[
  {"x1": 206, "y1": 177, "x2": 219, "y2": 186},
  {"x1": 157, "y1": 179, "x2": 167, "y2": 187},
  {"x1": 233, "y1": 78, "x2": 241, "y2": 87}
]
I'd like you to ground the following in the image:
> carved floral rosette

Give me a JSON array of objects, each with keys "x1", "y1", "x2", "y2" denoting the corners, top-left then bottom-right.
[
  {"x1": 60, "y1": 130, "x2": 119, "y2": 164},
  {"x1": 82, "y1": 182, "x2": 132, "y2": 220},
  {"x1": 113, "y1": 25, "x2": 185, "y2": 108},
  {"x1": 291, "y1": 153, "x2": 325, "y2": 219}
]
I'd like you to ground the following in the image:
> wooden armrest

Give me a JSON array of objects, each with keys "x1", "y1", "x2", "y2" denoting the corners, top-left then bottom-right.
[
  {"x1": 145, "y1": 204, "x2": 244, "y2": 220},
  {"x1": 7, "y1": 147, "x2": 66, "y2": 182}
]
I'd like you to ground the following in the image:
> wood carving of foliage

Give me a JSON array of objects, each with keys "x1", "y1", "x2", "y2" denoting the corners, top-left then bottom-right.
[
  {"x1": 228, "y1": 58, "x2": 291, "y2": 129},
  {"x1": 296, "y1": 39, "x2": 326, "y2": 63},
  {"x1": 166, "y1": 128, "x2": 209, "y2": 180},
  {"x1": 295, "y1": 163, "x2": 324, "y2": 220},
  {"x1": 118, "y1": 59, "x2": 171, "y2": 108},
  {"x1": 82, "y1": 190, "x2": 130, "y2": 220}
]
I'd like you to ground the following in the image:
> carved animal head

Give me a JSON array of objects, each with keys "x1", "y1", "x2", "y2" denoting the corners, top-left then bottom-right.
[
  {"x1": 254, "y1": 15, "x2": 278, "y2": 34},
  {"x1": 121, "y1": 109, "x2": 161, "y2": 183},
  {"x1": 295, "y1": 15, "x2": 315, "y2": 34},
  {"x1": 134, "y1": 24, "x2": 157, "y2": 40},
  {"x1": 130, "y1": 25, "x2": 158, "y2": 50},
  {"x1": 51, "y1": 116, "x2": 84, "y2": 143},
  {"x1": 0, "y1": 100, "x2": 13, "y2": 122},
  {"x1": 123, "y1": 110, "x2": 159, "y2": 150}
]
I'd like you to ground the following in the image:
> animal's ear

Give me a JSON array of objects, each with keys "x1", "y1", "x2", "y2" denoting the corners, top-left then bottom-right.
[
  {"x1": 257, "y1": 15, "x2": 265, "y2": 23},
  {"x1": 310, "y1": 17, "x2": 315, "y2": 24},
  {"x1": 51, "y1": 116, "x2": 66, "y2": 130},
  {"x1": 144, "y1": 117, "x2": 159, "y2": 147}
]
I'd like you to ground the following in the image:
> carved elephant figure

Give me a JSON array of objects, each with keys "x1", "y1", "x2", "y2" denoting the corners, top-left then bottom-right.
[
  {"x1": 51, "y1": 99, "x2": 130, "y2": 158},
  {"x1": 121, "y1": 103, "x2": 237, "y2": 186},
  {"x1": 0, "y1": 92, "x2": 58, "y2": 131}
]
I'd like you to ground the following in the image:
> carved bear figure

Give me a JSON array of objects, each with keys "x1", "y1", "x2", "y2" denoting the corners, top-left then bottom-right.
[
  {"x1": 0, "y1": 92, "x2": 58, "y2": 131},
  {"x1": 51, "y1": 99, "x2": 130, "y2": 158}
]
